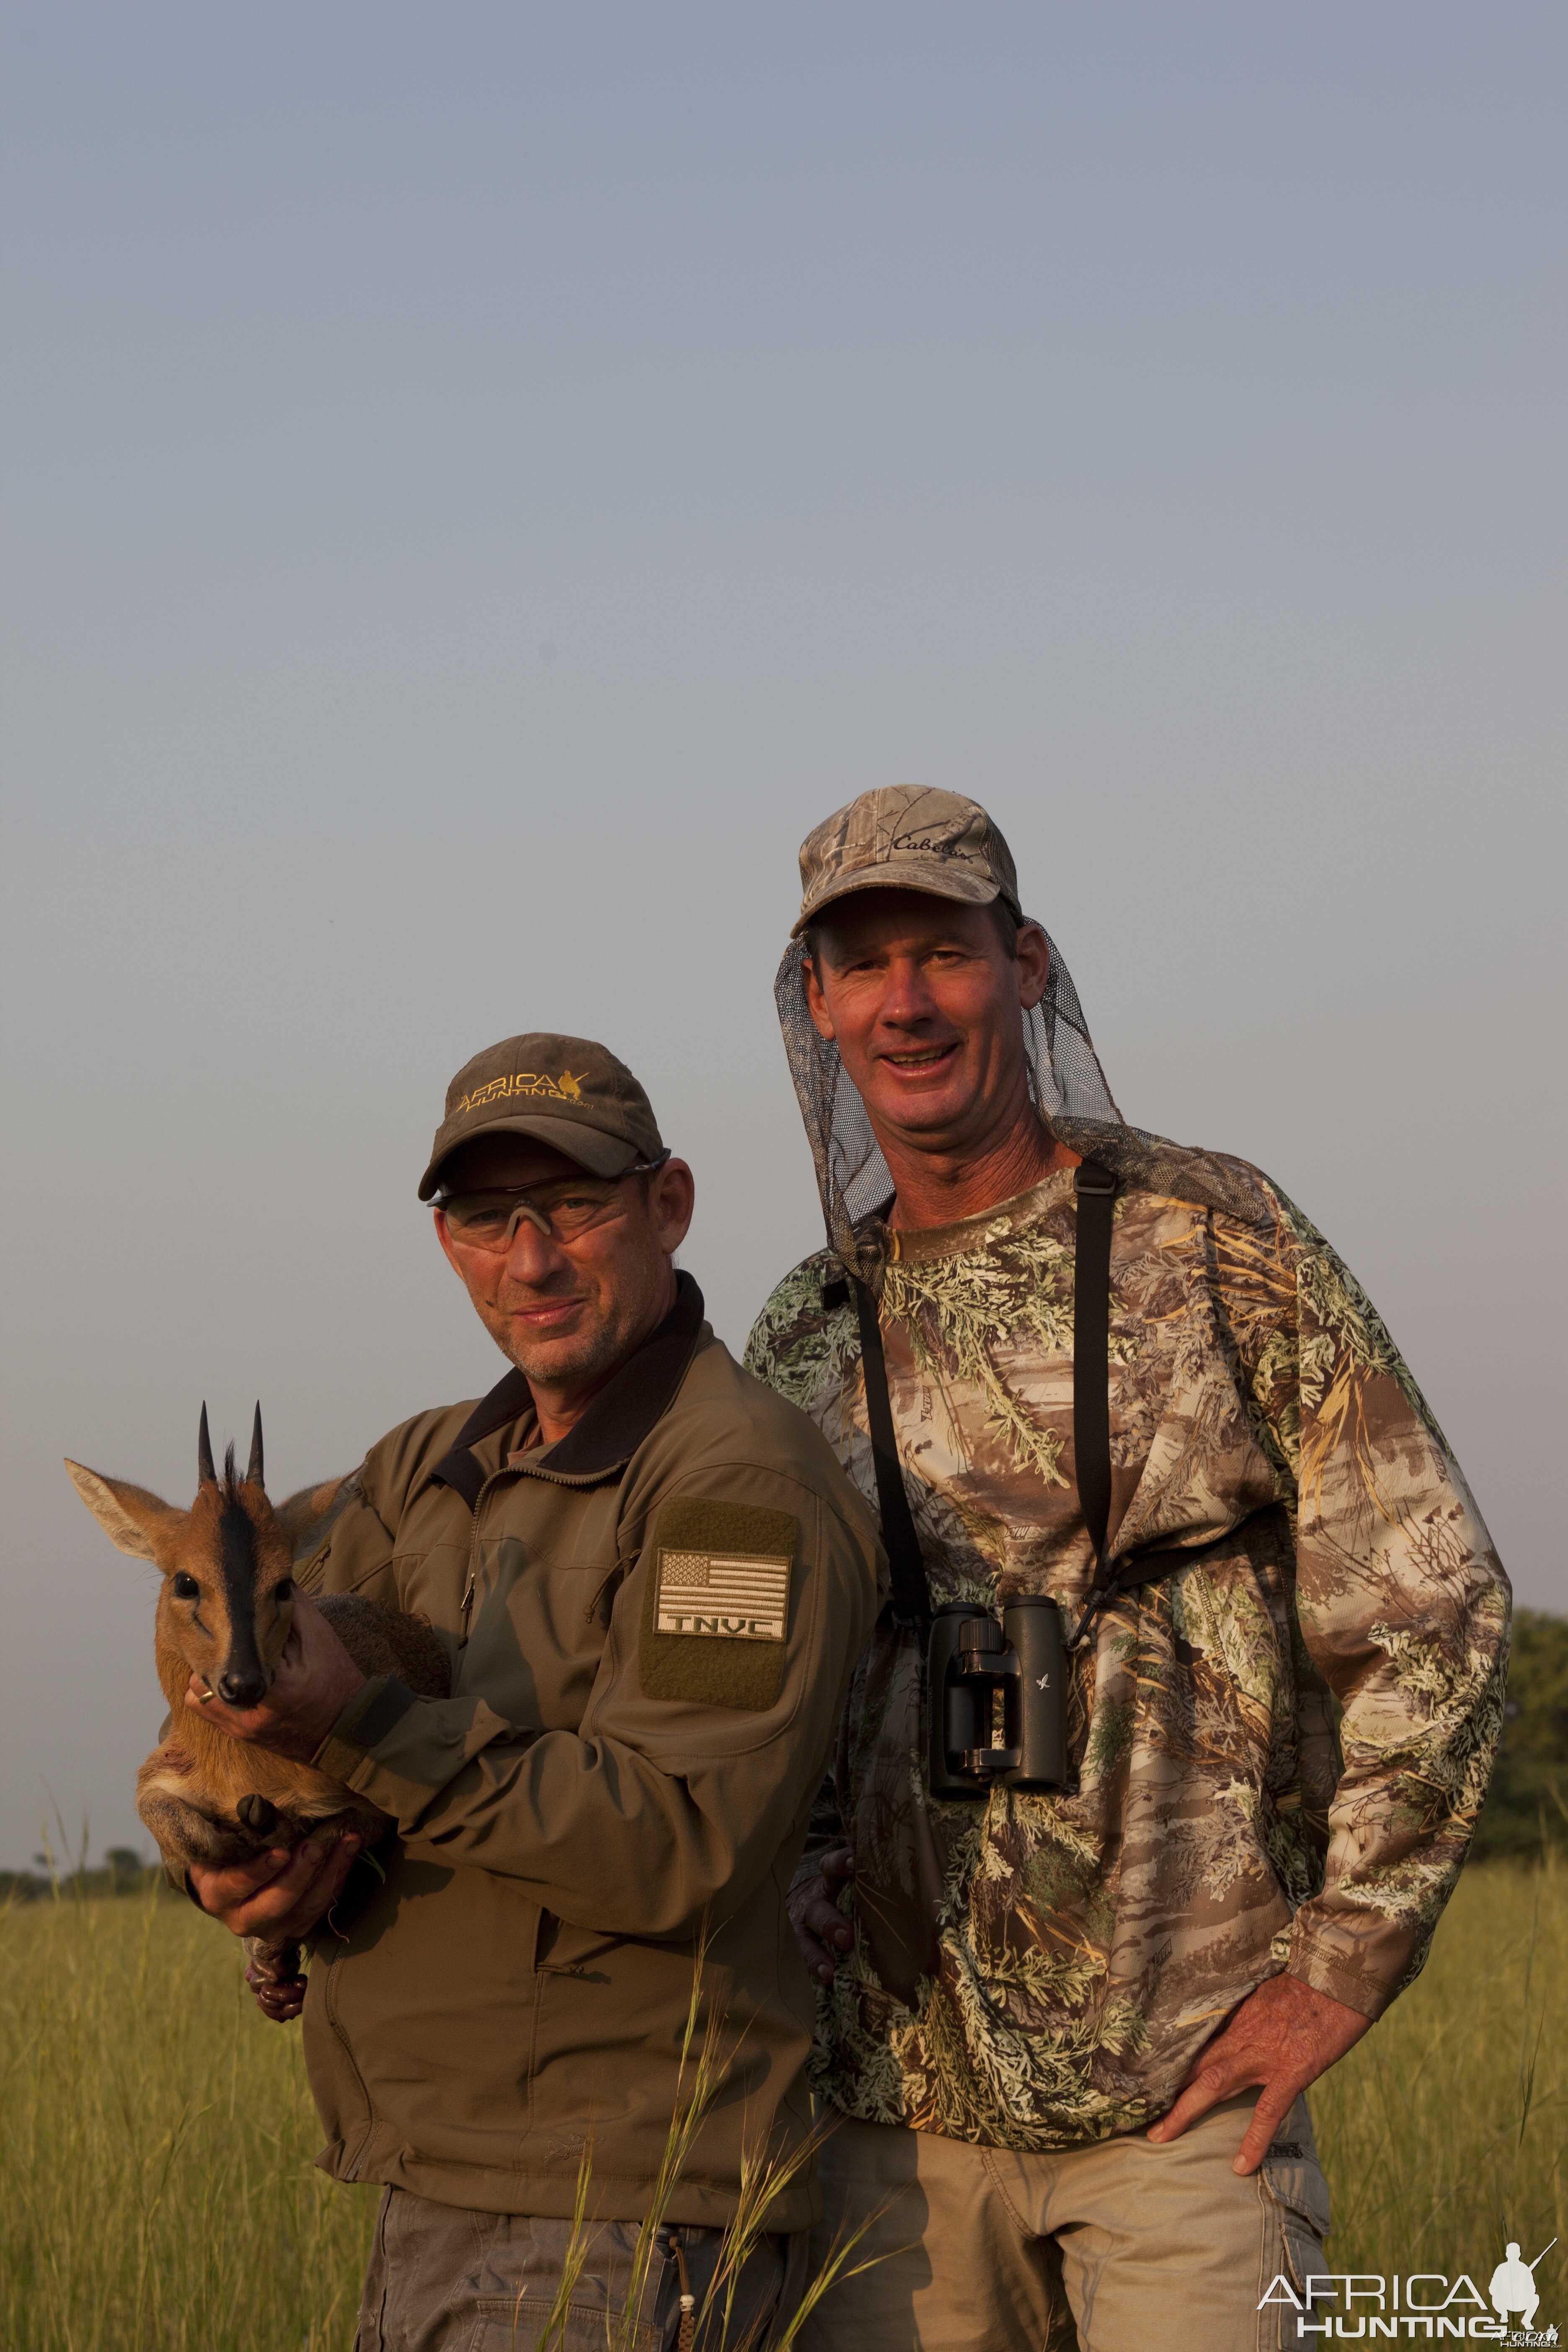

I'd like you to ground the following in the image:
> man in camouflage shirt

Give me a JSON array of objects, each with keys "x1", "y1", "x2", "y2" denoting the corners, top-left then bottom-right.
[{"x1": 745, "y1": 786, "x2": 1508, "y2": 2352}]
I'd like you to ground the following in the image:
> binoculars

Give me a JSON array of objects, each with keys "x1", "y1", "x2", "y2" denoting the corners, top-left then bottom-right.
[{"x1": 927, "y1": 1598, "x2": 1068, "y2": 1798}]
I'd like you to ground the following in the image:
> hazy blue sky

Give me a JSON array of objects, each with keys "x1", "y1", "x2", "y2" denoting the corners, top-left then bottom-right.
[{"x1": 2, "y1": 3, "x2": 1562, "y2": 1867}]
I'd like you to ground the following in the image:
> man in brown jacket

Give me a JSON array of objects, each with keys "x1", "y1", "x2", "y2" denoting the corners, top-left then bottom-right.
[{"x1": 185, "y1": 1034, "x2": 881, "y2": 2352}]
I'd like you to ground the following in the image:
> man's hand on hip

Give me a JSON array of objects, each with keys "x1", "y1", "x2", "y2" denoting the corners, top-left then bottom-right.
[
  {"x1": 788, "y1": 1847, "x2": 856, "y2": 1984},
  {"x1": 1147, "y1": 1972, "x2": 1371, "y2": 2175},
  {"x1": 183, "y1": 1592, "x2": 366, "y2": 1760}
]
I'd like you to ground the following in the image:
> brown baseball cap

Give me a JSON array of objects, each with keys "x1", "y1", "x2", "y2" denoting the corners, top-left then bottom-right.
[
  {"x1": 792, "y1": 785, "x2": 1022, "y2": 938},
  {"x1": 418, "y1": 1032, "x2": 665, "y2": 1200}
]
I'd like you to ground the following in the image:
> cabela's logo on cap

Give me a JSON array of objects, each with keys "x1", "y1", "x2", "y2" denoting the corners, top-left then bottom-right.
[{"x1": 457, "y1": 1069, "x2": 584, "y2": 1115}]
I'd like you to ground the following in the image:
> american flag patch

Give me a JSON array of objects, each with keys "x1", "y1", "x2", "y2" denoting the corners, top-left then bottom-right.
[{"x1": 654, "y1": 1548, "x2": 791, "y2": 1642}]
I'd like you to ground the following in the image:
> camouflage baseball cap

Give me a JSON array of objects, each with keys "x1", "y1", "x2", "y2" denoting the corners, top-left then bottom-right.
[
  {"x1": 418, "y1": 1033, "x2": 665, "y2": 1200},
  {"x1": 792, "y1": 785, "x2": 1022, "y2": 937}
]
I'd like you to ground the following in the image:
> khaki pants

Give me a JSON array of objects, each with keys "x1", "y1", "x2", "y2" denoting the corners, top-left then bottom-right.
[
  {"x1": 797, "y1": 2096, "x2": 1329, "y2": 2352},
  {"x1": 353, "y1": 2187, "x2": 803, "y2": 2351}
]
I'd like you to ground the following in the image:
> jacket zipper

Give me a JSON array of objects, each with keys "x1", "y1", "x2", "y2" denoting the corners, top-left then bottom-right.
[
  {"x1": 458, "y1": 1464, "x2": 519, "y2": 1639},
  {"x1": 457, "y1": 1453, "x2": 619, "y2": 1640},
  {"x1": 460, "y1": 1509, "x2": 483, "y2": 1638}
]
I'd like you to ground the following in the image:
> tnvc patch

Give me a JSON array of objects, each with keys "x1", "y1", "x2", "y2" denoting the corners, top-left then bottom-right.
[
  {"x1": 655, "y1": 1547, "x2": 791, "y2": 1642},
  {"x1": 639, "y1": 1496, "x2": 800, "y2": 1711}
]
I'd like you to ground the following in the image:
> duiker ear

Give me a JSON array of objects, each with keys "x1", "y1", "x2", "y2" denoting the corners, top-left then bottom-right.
[
  {"x1": 272, "y1": 1471, "x2": 362, "y2": 1566},
  {"x1": 63, "y1": 1461, "x2": 186, "y2": 1562}
]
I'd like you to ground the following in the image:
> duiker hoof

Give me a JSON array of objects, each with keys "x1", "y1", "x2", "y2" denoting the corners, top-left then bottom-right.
[{"x1": 236, "y1": 1794, "x2": 279, "y2": 1835}]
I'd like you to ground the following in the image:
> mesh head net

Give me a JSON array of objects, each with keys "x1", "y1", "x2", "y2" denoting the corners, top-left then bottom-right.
[{"x1": 775, "y1": 916, "x2": 1269, "y2": 1283}]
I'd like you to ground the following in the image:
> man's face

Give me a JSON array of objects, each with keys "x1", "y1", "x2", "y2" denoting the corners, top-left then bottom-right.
[
  {"x1": 803, "y1": 889, "x2": 1049, "y2": 1155},
  {"x1": 433, "y1": 1134, "x2": 694, "y2": 1393}
]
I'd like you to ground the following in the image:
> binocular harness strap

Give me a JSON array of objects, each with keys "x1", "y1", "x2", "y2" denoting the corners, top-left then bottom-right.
[
  {"x1": 852, "y1": 1272, "x2": 934, "y2": 1631},
  {"x1": 1065, "y1": 1162, "x2": 1227, "y2": 1645},
  {"x1": 842, "y1": 1156, "x2": 1161, "y2": 1648},
  {"x1": 1066, "y1": 1160, "x2": 1120, "y2": 1650}
]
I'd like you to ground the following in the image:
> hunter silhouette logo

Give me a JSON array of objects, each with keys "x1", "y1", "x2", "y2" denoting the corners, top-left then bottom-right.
[
  {"x1": 1269, "y1": 2229, "x2": 1561, "y2": 2342},
  {"x1": 1490, "y1": 2243, "x2": 1556, "y2": 2339},
  {"x1": 1260, "y1": 2241, "x2": 1558, "y2": 2342}
]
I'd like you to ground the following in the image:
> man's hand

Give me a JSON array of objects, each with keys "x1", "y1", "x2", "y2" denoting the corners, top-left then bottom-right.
[
  {"x1": 189, "y1": 1836, "x2": 361, "y2": 1945},
  {"x1": 788, "y1": 1847, "x2": 856, "y2": 1985},
  {"x1": 1147, "y1": 1972, "x2": 1371, "y2": 2174},
  {"x1": 184, "y1": 1593, "x2": 366, "y2": 1760}
]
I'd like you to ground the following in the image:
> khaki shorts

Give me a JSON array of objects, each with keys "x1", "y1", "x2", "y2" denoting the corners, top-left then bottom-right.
[
  {"x1": 353, "y1": 2187, "x2": 804, "y2": 2352},
  {"x1": 796, "y1": 2095, "x2": 1329, "y2": 2352}
]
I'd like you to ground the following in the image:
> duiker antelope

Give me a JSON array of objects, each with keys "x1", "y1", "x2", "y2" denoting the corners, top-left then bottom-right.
[{"x1": 66, "y1": 1403, "x2": 448, "y2": 1981}]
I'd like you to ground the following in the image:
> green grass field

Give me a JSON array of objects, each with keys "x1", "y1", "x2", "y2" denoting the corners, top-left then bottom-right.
[
  {"x1": 1308, "y1": 1859, "x2": 1565, "y2": 2291},
  {"x1": 1, "y1": 1862, "x2": 1562, "y2": 2351},
  {"x1": 0, "y1": 1888, "x2": 377, "y2": 2351}
]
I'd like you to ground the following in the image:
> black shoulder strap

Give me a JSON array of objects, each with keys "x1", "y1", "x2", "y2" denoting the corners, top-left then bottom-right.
[
  {"x1": 852, "y1": 1274, "x2": 932, "y2": 1630},
  {"x1": 1071, "y1": 1161, "x2": 1117, "y2": 1574},
  {"x1": 844, "y1": 1167, "x2": 1225, "y2": 1658},
  {"x1": 1070, "y1": 1159, "x2": 1135, "y2": 1647},
  {"x1": 1073, "y1": 1161, "x2": 1234, "y2": 1642},
  {"x1": 841, "y1": 1158, "x2": 1121, "y2": 1643}
]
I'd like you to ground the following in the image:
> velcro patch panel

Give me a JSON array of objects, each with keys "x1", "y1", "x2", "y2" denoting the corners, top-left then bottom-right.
[{"x1": 638, "y1": 1496, "x2": 799, "y2": 1711}]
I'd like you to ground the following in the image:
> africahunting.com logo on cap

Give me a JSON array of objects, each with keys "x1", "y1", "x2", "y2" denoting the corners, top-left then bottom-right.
[
  {"x1": 1262, "y1": 2239, "x2": 1558, "y2": 2342},
  {"x1": 456, "y1": 1069, "x2": 584, "y2": 1115}
]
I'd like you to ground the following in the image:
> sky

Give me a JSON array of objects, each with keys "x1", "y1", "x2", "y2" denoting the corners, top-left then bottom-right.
[{"x1": 1, "y1": 2, "x2": 1563, "y2": 1868}]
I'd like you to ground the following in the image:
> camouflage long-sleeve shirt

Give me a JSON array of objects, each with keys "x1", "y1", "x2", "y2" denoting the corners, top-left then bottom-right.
[{"x1": 743, "y1": 1163, "x2": 1509, "y2": 2151}]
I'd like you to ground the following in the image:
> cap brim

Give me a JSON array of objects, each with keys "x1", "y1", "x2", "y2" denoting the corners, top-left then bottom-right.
[
  {"x1": 790, "y1": 862, "x2": 1005, "y2": 939},
  {"x1": 419, "y1": 1113, "x2": 640, "y2": 1200}
]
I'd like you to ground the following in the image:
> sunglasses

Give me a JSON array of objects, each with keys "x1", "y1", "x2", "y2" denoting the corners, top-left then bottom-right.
[{"x1": 435, "y1": 1152, "x2": 671, "y2": 1253}]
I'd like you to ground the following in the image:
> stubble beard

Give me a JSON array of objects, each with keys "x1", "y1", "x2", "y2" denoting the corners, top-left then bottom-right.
[
  {"x1": 500, "y1": 1313, "x2": 620, "y2": 1390},
  {"x1": 490, "y1": 1282, "x2": 650, "y2": 1393}
]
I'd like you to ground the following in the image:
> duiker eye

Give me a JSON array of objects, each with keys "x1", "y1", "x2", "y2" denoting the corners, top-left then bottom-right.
[
  {"x1": 173, "y1": 1573, "x2": 200, "y2": 1600},
  {"x1": 275, "y1": 1578, "x2": 294, "y2": 1602}
]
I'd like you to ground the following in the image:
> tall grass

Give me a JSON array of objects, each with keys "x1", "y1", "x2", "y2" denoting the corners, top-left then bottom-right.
[
  {"x1": 0, "y1": 1889, "x2": 875, "y2": 2352},
  {"x1": 499, "y1": 1957, "x2": 880, "y2": 2352},
  {"x1": 1313, "y1": 1859, "x2": 1565, "y2": 2298},
  {"x1": 0, "y1": 1885, "x2": 375, "y2": 2352},
  {"x1": 1, "y1": 1861, "x2": 1562, "y2": 2349}
]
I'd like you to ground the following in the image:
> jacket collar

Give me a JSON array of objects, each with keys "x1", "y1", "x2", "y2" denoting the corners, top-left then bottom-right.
[{"x1": 429, "y1": 1271, "x2": 707, "y2": 1507}]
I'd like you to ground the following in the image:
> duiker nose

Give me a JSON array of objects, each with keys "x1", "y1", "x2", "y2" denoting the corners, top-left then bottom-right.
[{"x1": 218, "y1": 1668, "x2": 266, "y2": 1707}]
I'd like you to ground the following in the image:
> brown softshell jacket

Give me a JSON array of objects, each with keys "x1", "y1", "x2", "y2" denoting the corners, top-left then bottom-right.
[{"x1": 294, "y1": 1276, "x2": 880, "y2": 2226}]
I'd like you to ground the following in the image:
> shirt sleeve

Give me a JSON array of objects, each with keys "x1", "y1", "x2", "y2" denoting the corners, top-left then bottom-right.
[
  {"x1": 1230, "y1": 1190, "x2": 1511, "y2": 2018},
  {"x1": 787, "y1": 1771, "x2": 852, "y2": 1914},
  {"x1": 293, "y1": 1477, "x2": 400, "y2": 1604},
  {"x1": 313, "y1": 1459, "x2": 879, "y2": 1940}
]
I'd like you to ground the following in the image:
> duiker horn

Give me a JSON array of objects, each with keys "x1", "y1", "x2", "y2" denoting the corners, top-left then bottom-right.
[
  {"x1": 247, "y1": 1403, "x2": 264, "y2": 1490},
  {"x1": 198, "y1": 1402, "x2": 217, "y2": 1487}
]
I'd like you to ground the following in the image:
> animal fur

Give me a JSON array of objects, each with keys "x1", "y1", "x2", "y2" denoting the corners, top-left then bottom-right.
[{"x1": 66, "y1": 1411, "x2": 450, "y2": 1991}]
